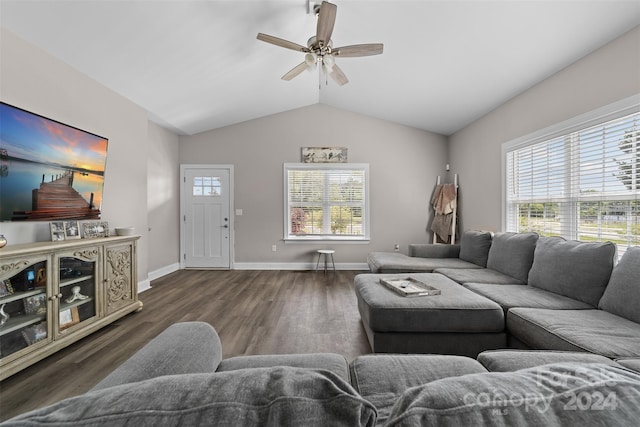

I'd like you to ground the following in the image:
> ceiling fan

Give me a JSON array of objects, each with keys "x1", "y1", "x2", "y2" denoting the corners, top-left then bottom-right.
[{"x1": 257, "y1": 1, "x2": 383, "y2": 86}]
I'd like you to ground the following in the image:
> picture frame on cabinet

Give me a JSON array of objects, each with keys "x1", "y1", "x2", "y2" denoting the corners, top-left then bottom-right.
[
  {"x1": 81, "y1": 221, "x2": 109, "y2": 238},
  {"x1": 35, "y1": 267, "x2": 47, "y2": 287},
  {"x1": 50, "y1": 221, "x2": 65, "y2": 241},
  {"x1": 59, "y1": 307, "x2": 80, "y2": 330},
  {"x1": 64, "y1": 221, "x2": 81, "y2": 240},
  {"x1": 22, "y1": 322, "x2": 47, "y2": 345},
  {"x1": 23, "y1": 293, "x2": 47, "y2": 315},
  {"x1": 0, "y1": 279, "x2": 14, "y2": 297}
]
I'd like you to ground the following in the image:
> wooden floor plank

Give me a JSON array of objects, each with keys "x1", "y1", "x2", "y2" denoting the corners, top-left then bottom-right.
[{"x1": 0, "y1": 269, "x2": 370, "y2": 421}]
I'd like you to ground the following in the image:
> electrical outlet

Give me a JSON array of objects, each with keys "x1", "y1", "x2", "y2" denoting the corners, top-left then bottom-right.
[
  {"x1": 394, "y1": 244, "x2": 400, "y2": 251},
  {"x1": 271, "y1": 245, "x2": 277, "y2": 252}
]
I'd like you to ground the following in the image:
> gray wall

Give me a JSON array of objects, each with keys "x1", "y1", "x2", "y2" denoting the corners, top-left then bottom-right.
[
  {"x1": 147, "y1": 121, "x2": 180, "y2": 275},
  {"x1": 179, "y1": 104, "x2": 448, "y2": 266},
  {"x1": 449, "y1": 26, "x2": 640, "y2": 233},
  {"x1": 0, "y1": 28, "x2": 150, "y2": 283}
]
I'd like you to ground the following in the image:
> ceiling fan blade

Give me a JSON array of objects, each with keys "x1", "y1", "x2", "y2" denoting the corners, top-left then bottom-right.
[
  {"x1": 334, "y1": 43, "x2": 384, "y2": 57},
  {"x1": 329, "y1": 64, "x2": 349, "y2": 86},
  {"x1": 282, "y1": 62, "x2": 309, "y2": 81},
  {"x1": 316, "y1": 1, "x2": 337, "y2": 45},
  {"x1": 257, "y1": 33, "x2": 309, "y2": 53}
]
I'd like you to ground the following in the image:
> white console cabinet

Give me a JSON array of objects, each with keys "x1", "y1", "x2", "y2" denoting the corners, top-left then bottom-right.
[{"x1": 0, "y1": 236, "x2": 141, "y2": 380}]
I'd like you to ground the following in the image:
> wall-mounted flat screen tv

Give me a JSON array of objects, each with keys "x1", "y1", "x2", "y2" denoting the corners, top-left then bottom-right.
[{"x1": 0, "y1": 102, "x2": 108, "y2": 221}]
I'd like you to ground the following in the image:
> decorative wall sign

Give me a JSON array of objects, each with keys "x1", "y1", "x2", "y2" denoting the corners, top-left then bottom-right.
[{"x1": 302, "y1": 147, "x2": 347, "y2": 163}]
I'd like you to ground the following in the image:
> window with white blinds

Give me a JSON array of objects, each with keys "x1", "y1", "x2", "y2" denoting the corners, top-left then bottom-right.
[
  {"x1": 284, "y1": 163, "x2": 369, "y2": 241},
  {"x1": 505, "y1": 110, "x2": 639, "y2": 257}
]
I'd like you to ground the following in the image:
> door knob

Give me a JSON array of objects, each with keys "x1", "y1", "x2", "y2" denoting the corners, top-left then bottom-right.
[{"x1": 221, "y1": 225, "x2": 229, "y2": 228}]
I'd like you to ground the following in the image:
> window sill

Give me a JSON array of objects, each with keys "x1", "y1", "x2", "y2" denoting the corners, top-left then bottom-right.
[{"x1": 284, "y1": 237, "x2": 370, "y2": 244}]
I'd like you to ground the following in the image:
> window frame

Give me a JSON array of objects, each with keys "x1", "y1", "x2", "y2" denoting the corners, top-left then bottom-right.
[
  {"x1": 502, "y1": 96, "x2": 639, "y2": 255},
  {"x1": 283, "y1": 162, "x2": 370, "y2": 242}
]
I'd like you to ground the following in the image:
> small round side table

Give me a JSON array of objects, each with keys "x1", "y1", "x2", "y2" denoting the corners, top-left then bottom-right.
[{"x1": 315, "y1": 249, "x2": 336, "y2": 275}]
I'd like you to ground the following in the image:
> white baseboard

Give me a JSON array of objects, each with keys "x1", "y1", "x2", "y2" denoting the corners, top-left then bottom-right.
[
  {"x1": 139, "y1": 262, "x2": 181, "y2": 294},
  {"x1": 233, "y1": 262, "x2": 369, "y2": 271},
  {"x1": 138, "y1": 279, "x2": 152, "y2": 293},
  {"x1": 140, "y1": 262, "x2": 368, "y2": 291},
  {"x1": 148, "y1": 262, "x2": 181, "y2": 281}
]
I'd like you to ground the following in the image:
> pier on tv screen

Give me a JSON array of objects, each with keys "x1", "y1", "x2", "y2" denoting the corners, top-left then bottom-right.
[{"x1": 0, "y1": 102, "x2": 108, "y2": 221}]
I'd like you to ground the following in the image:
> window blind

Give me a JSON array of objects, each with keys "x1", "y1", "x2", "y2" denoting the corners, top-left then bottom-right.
[
  {"x1": 506, "y1": 112, "x2": 639, "y2": 257},
  {"x1": 284, "y1": 163, "x2": 369, "y2": 240}
]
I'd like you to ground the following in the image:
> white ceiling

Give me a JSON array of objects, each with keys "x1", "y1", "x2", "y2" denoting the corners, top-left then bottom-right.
[{"x1": 1, "y1": 1, "x2": 639, "y2": 136}]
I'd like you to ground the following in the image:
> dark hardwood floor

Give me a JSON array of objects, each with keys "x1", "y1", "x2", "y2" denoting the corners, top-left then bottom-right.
[{"x1": 0, "y1": 269, "x2": 371, "y2": 421}]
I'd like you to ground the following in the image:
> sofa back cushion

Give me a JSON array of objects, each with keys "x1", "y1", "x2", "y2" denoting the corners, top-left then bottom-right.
[
  {"x1": 486, "y1": 232, "x2": 538, "y2": 283},
  {"x1": 459, "y1": 230, "x2": 493, "y2": 267},
  {"x1": 7, "y1": 367, "x2": 377, "y2": 426},
  {"x1": 528, "y1": 237, "x2": 616, "y2": 307},
  {"x1": 385, "y1": 363, "x2": 640, "y2": 426},
  {"x1": 92, "y1": 321, "x2": 222, "y2": 391},
  {"x1": 598, "y1": 247, "x2": 640, "y2": 323}
]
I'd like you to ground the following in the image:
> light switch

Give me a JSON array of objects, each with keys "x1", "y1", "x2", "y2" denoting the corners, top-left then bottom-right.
[{"x1": 235, "y1": 209, "x2": 243, "y2": 216}]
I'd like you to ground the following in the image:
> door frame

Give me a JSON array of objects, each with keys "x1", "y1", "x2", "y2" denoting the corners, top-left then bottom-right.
[{"x1": 180, "y1": 164, "x2": 235, "y2": 269}]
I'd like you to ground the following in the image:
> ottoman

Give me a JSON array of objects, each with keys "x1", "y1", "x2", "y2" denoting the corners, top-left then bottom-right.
[{"x1": 355, "y1": 273, "x2": 506, "y2": 356}]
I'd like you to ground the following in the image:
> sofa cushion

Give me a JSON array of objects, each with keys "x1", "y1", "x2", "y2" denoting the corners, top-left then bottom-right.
[
  {"x1": 217, "y1": 353, "x2": 350, "y2": 383},
  {"x1": 528, "y1": 237, "x2": 616, "y2": 307},
  {"x1": 385, "y1": 363, "x2": 640, "y2": 426},
  {"x1": 464, "y1": 283, "x2": 593, "y2": 313},
  {"x1": 508, "y1": 308, "x2": 640, "y2": 358},
  {"x1": 598, "y1": 247, "x2": 640, "y2": 323},
  {"x1": 458, "y1": 230, "x2": 493, "y2": 267},
  {"x1": 477, "y1": 349, "x2": 618, "y2": 372},
  {"x1": 486, "y1": 232, "x2": 538, "y2": 284},
  {"x1": 8, "y1": 367, "x2": 377, "y2": 427},
  {"x1": 350, "y1": 354, "x2": 486, "y2": 424},
  {"x1": 92, "y1": 321, "x2": 222, "y2": 391},
  {"x1": 366, "y1": 251, "x2": 481, "y2": 274},
  {"x1": 615, "y1": 358, "x2": 640, "y2": 374},
  {"x1": 409, "y1": 243, "x2": 460, "y2": 258},
  {"x1": 435, "y1": 268, "x2": 526, "y2": 285}
]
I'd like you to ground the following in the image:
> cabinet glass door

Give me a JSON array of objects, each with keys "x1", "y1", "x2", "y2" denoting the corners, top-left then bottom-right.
[
  {"x1": 57, "y1": 254, "x2": 98, "y2": 333},
  {"x1": 0, "y1": 260, "x2": 50, "y2": 359}
]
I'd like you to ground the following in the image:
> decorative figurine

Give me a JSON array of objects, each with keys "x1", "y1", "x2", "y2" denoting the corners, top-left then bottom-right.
[
  {"x1": 0, "y1": 304, "x2": 8, "y2": 327},
  {"x1": 65, "y1": 286, "x2": 89, "y2": 304}
]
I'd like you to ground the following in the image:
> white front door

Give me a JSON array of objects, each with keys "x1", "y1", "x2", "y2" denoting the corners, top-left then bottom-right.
[{"x1": 181, "y1": 165, "x2": 232, "y2": 268}]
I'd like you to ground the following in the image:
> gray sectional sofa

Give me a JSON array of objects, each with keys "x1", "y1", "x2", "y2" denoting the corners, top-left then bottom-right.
[
  {"x1": 4, "y1": 322, "x2": 640, "y2": 426},
  {"x1": 363, "y1": 231, "x2": 640, "y2": 359},
  {"x1": 3, "y1": 235, "x2": 638, "y2": 425}
]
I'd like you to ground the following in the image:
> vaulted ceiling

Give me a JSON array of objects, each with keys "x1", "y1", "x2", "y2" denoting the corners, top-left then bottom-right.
[{"x1": 2, "y1": 1, "x2": 639, "y2": 136}]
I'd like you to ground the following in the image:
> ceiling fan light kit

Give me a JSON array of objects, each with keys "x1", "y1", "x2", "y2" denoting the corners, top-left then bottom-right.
[{"x1": 257, "y1": 1, "x2": 383, "y2": 87}]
